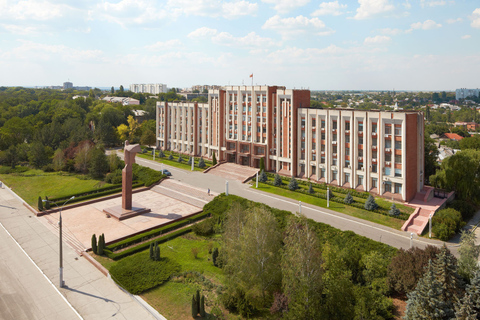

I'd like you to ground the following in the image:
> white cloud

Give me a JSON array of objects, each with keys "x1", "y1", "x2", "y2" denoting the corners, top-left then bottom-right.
[
  {"x1": 364, "y1": 35, "x2": 391, "y2": 45},
  {"x1": 378, "y1": 28, "x2": 404, "y2": 35},
  {"x1": 403, "y1": 0, "x2": 411, "y2": 9},
  {"x1": 461, "y1": 35, "x2": 471, "y2": 39},
  {"x1": 95, "y1": 0, "x2": 167, "y2": 27},
  {"x1": 471, "y1": 8, "x2": 480, "y2": 29},
  {"x1": 263, "y1": 15, "x2": 331, "y2": 39},
  {"x1": 168, "y1": 0, "x2": 258, "y2": 19},
  {"x1": 420, "y1": 0, "x2": 447, "y2": 8},
  {"x1": 0, "y1": 0, "x2": 67, "y2": 21},
  {"x1": 312, "y1": 1, "x2": 347, "y2": 16},
  {"x1": 353, "y1": 0, "x2": 395, "y2": 20},
  {"x1": 188, "y1": 27, "x2": 218, "y2": 38},
  {"x1": 145, "y1": 40, "x2": 183, "y2": 50},
  {"x1": 188, "y1": 28, "x2": 278, "y2": 50},
  {"x1": 261, "y1": 0, "x2": 310, "y2": 14},
  {"x1": 446, "y1": 17, "x2": 462, "y2": 24},
  {"x1": 410, "y1": 19, "x2": 442, "y2": 30},
  {"x1": 1, "y1": 24, "x2": 39, "y2": 35}
]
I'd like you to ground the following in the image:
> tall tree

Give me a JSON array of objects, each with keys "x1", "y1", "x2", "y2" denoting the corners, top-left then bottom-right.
[
  {"x1": 74, "y1": 141, "x2": 93, "y2": 173},
  {"x1": 458, "y1": 231, "x2": 480, "y2": 282},
  {"x1": 281, "y1": 215, "x2": 323, "y2": 319},
  {"x1": 455, "y1": 271, "x2": 480, "y2": 319}
]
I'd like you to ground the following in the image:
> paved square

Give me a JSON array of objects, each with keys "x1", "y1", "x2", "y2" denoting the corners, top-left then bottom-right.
[{"x1": 40, "y1": 190, "x2": 202, "y2": 250}]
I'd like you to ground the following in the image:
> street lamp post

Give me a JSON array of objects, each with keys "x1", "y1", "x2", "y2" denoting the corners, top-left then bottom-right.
[{"x1": 43, "y1": 196, "x2": 75, "y2": 288}]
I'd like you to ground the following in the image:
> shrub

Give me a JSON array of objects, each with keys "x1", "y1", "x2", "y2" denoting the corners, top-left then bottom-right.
[
  {"x1": 192, "y1": 295, "x2": 198, "y2": 318},
  {"x1": 168, "y1": 154, "x2": 174, "y2": 160},
  {"x1": 158, "y1": 149, "x2": 165, "y2": 158},
  {"x1": 42, "y1": 164, "x2": 55, "y2": 172},
  {"x1": 198, "y1": 158, "x2": 206, "y2": 168},
  {"x1": 389, "y1": 203, "x2": 401, "y2": 217},
  {"x1": 259, "y1": 157, "x2": 265, "y2": 172},
  {"x1": 200, "y1": 295, "x2": 206, "y2": 317},
  {"x1": 187, "y1": 157, "x2": 192, "y2": 165},
  {"x1": 98, "y1": 233, "x2": 105, "y2": 255},
  {"x1": 212, "y1": 247, "x2": 220, "y2": 267},
  {"x1": 259, "y1": 170, "x2": 268, "y2": 183},
  {"x1": 105, "y1": 169, "x2": 122, "y2": 184},
  {"x1": 308, "y1": 182, "x2": 314, "y2": 194},
  {"x1": 38, "y1": 196, "x2": 43, "y2": 211},
  {"x1": 364, "y1": 195, "x2": 379, "y2": 211},
  {"x1": 44, "y1": 196, "x2": 51, "y2": 210},
  {"x1": 177, "y1": 155, "x2": 184, "y2": 163},
  {"x1": 109, "y1": 251, "x2": 181, "y2": 294},
  {"x1": 449, "y1": 200, "x2": 476, "y2": 221},
  {"x1": 91, "y1": 234, "x2": 97, "y2": 254},
  {"x1": 193, "y1": 218, "x2": 215, "y2": 236},
  {"x1": 212, "y1": 152, "x2": 217, "y2": 166},
  {"x1": 288, "y1": 177, "x2": 298, "y2": 191},
  {"x1": 192, "y1": 247, "x2": 200, "y2": 259},
  {"x1": 432, "y1": 208, "x2": 464, "y2": 241},
  {"x1": 344, "y1": 192, "x2": 354, "y2": 204},
  {"x1": 274, "y1": 174, "x2": 282, "y2": 186}
]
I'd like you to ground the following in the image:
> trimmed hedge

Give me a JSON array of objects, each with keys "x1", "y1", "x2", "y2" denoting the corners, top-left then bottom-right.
[
  {"x1": 106, "y1": 211, "x2": 210, "y2": 252},
  {"x1": 109, "y1": 251, "x2": 181, "y2": 294},
  {"x1": 105, "y1": 226, "x2": 194, "y2": 260},
  {"x1": 47, "y1": 182, "x2": 144, "y2": 207},
  {"x1": 48, "y1": 183, "x2": 123, "y2": 202}
]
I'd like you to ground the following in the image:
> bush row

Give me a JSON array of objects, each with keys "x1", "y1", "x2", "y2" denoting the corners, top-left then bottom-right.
[
  {"x1": 48, "y1": 183, "x2": 122, "y2": 202},
  {"x1": 47, "y1": 182, "x2": 144, "y2": 207},
  {"x1": 263, "y1": 179, "x2": 409, "y2": 220},
  {"x1": 265, "y1": 172, "x2": 369, "y2": 199},
  {"x1": 106, "y1": 211, "x2": 210, "y2": 252},
  {"x1": 105, "y1": 226, "x2": 194, "y2": 260},
  {"x1": 0, "y1": 166, "x2": 29, "y2": 174}
]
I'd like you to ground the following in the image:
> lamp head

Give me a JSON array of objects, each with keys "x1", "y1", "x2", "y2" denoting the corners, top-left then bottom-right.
[
  {"x1": 70, "y1": 196, "x2": 75, "y2": 199},
  {"x1": 42, "y1": 200, "x2": 47, "y2": 202}
]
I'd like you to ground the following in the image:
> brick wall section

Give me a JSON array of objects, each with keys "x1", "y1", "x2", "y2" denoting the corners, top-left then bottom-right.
[
  {"x1": 219, "y1": 90, "x2": 226, "y2": 161},
  {"x1": 405, "y1": 113, "x2": 418, "y2": 202}
]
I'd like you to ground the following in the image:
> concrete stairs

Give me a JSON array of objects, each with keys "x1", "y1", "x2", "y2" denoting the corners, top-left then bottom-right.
[{"x1": 402, "y1": 207, "x2": 434, "y2": 235}]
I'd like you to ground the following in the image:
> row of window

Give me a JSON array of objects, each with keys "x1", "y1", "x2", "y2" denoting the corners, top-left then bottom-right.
[{"x1": 300, "y1": 118, "x2": 402, "y2": 135}]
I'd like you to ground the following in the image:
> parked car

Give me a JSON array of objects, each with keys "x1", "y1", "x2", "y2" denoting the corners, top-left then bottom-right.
[{"x1": 162, "y1": 169, "x2": 172, "y2": 176}]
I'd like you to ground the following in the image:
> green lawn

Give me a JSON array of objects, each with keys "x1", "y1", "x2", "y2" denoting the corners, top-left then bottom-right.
[
  {"x1": 0, "y1": 167, "x2": 113, "y2": 207},
  {"x1": 254, "y1": 183, "x2": 405, "y2": 230}
]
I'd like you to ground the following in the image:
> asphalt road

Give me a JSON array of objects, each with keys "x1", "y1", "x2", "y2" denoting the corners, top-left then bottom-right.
[
  {"x1": 117, "y1": 152, "x2": 459, "y2": 256},
  {"x1": 0, "y1": 222, "x2": 81, "y2": 320}
]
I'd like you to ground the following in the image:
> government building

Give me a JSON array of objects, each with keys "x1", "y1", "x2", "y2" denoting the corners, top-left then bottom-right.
[{"x1": 156, "y1": 85, "x2": 424, "y2": 202}]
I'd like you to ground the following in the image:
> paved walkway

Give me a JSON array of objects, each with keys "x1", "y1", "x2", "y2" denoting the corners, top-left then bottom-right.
[
  {"x1": 206, "y1": 162, "x2": 258, "y2": 182},
  {"x1": 0, "y1": 184, "x2": 160, "y2": 320}
]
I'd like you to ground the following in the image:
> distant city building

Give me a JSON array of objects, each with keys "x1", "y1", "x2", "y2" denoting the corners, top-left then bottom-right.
[
  {"x1": 456, "y1": 88, "x2": 480, "y2": 100},
  {"x1": 156, "y1": 85, "x2": 425, "y2": 202},
  {"x1": 130, "y1": 84, "x2": 167, "y2": 94},
  {"x1": 191, "y1": 85, "x2": 221, "y2": 92},
  {"x1": 102, "y1": 96, "x2": 140, "y2": 106},
  {"x1": 63, "y1": 82, "x2": 73, "y2": 89},
  {"x1": 177, "y1": 92, "x2": 208, "y2": 100}
]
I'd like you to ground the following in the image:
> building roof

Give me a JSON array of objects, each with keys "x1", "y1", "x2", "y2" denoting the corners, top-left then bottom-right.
[{"x1": 443, "y1": 133, "x2": 464, "y2": 141}]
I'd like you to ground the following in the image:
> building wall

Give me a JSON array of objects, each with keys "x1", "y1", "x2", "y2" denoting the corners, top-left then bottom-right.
[
  {"x1": 156, "y1": 87, "x2": 424, "y2": 202},
  {"x1": 130, "y1": 84, "x2": 167, "y2": 94}
]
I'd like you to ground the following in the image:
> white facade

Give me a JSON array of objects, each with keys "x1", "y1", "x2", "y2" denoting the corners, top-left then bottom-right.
[
  {"x1": 130, "y1": 84, "x2": 167, "y2": 94},
  {"x1": 456, "y1": 88, "x2": 480, "y2": 100}
]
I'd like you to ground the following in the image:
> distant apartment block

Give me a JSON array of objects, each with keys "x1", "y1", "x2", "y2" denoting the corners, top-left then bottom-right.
[
  {"x1": 63, "y1": 82, "x2": 73, "y2": 89},
  {"x1": 456, "y1": 88, "x2": 480, "y2": 100},
  {"x1": 156, "y1": 85, "x2": 424, "y2": 201},
  {"x1": 130, "y1": 84, "x2": 167, "y2": 94},
  {"x1": 191, "y1": 85, "x2": 221, "y2": 92},
  {"x1": 102, "y1": 96, "x2": 140, "y2": 106}
]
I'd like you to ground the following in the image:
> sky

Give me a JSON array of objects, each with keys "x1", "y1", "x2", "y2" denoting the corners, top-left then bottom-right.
[{"x1": 0, "y1": 0, "x2": 479, "y2": 91}]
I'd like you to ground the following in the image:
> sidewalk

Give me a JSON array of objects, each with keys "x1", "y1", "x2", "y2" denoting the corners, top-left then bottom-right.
[{"x1": 0, "y1": 184, "x2": 161, "y2": 320}]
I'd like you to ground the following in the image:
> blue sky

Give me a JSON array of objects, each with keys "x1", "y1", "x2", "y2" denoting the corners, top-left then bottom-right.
[{"x1": 0, "y1": 0, "x2": 479, "y2": 90}]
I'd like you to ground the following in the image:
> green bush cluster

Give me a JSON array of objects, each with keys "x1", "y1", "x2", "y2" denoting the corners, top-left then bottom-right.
[
  {"x1": 432, "y1": 208, "x2": 465, "y2": 241},
  {"x1": 0, "y1": 166, "x2": 29, "y2": 174},
  {"x1": 109, "y1": 251, "x2": 181, "y2": 294},
  {"x1": 106, "y1": 212, "x2": 210, "y2": 252},
  {"x1": 192, "y1": 218, "x2": 216, "y2": 236},
  {"x1": 49, "y1": 183, "x2": 122, "y2": 202},
  {"x1": 448, "y1": 200, "x2": 476, "y2": 221}
]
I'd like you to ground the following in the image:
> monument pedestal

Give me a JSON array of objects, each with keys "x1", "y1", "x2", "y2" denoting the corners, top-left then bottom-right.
[{"x1": 103, "y1": 202, "x2": 151, "y2": 221}]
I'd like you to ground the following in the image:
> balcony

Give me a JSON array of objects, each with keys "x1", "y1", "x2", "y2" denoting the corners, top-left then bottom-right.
[
  {"x1": 321, "y1": 128, "x2": 325, "y2": 133},
  {"x1": 333, "y1": 153, "x2": 337, "y2": 158},
  {"x1": 372, "y1": 159, "x2": 377, "y2": 164},
  {"x1": 332, "y1": 141, "x2": 337, "y2": 145},
  {"x1": 358, "y1": 157, "x2": 363, "y2": 161},
  {"x1": 372, "y1": 132, "x2": 377, "y2": 137},
  {"x1": 372, "y1": 146, "x2": 377, "y2": 151},
  {"x1": 358, "y1": 131, "x2": 363, "y2": 137},
  {"x1": 385, "y1": 161, "x2": 391, "y2": 167},
  {"x1": 385, "y1": 148, "x2": 391, "y2": 153},
  {"x1": 332, "y1": 129, "x2": 337, "y2": 134},
  {"x1": 345, "y1": 130, "x2": 350, "y2": 134},
  {"x1": 384, "y1": 134, "x2": 391, "y2": 139}
]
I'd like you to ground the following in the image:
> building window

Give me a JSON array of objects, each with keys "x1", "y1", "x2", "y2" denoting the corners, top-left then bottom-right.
[
  {"x1": 333, "y1": 145, "x2": 337, "y2": 154},
  {"x1": 332, "y1": 170, "x2": 337, "y2": 181},
  {"x1": 345, "y1": 173, "x2": 350, "y2": 183},
  {"x1": 358, "y1": 122, "x2": 363, "y2": 132},
  {"x1": 321, "y1": 120, "x2": 325, "y2": 128},
  {"x1": 312, "y1": 166, "x2": 316, "y2": 174},
  {"x1": 395, "y1": 155, "x2": 402, "y2": 164},
  {"x1": 372, "y1": 178, "x2": 378, "y2": 188},
  {"x1": 332, "y1": 158, "x2": 337, "y2": 166},
  {"x1": 312, "y1": 119, "x2": 316, "y2": 127},
  {"x1": 345, "y1": 147, "x2": 350, "y2": 155},
  {"x1": 372, "y1": 138, "x2": 377, "y2": 146},
  {"x1": 312, "y1": 142, "x2": 316, "y2": 150},
  {"x1": 312, "y1": 153, "x2": 316, "y2": 161},
  {"x1": 320, "y1": 168, "x2": 325, "y2": 178},
  {"x1": 333, "y1": 120, "x2": 337, "y2": 130},
  {"x1": 385, "y1": 167, "x2": 391, "y2": 175},
  {"x1": 358, "y1": 149, "x2": 363, "y2": 157},
  {"x1": 321, "y1": 156, "x2": 325, "y2": 164},
  {"x1": 333, "y1": 134, "x2": 337, "y2": 142},
  {"x1": 385, "y1": 139, "x2": 391, "y2": 148},
  {"x1": 395, "y1": 126, "x2": 401, "y2": 136},
  {"x1": 345, "y1": 121, "x2": 350, "y2": 131},
  {"x1": 384, "y1": 181, "x2": 392, "y2": 193},
  {"x1": 372, "y1": 123, "x2": 377, "y2": 133},
  {"x1": 321, "y1": 133, "x2": 326, "y2": 140},
  {"x1": 345, "y1": 134, "x2": 350, "y2": 143},
  {"x1": 321, "y1": 144, "x2": 325, "y2": 152},
  {"x1": 358, "y1": 162, "x2": 363, "y2": 170},
  {"x1": 394, "y1": 183, "x2": 402, "y2": 194},
  {"x1": 395, "y1": 168, "x2": 402, "y2": 177},
  {"x1": 395, "y1": 140, "x2": 402, "y2": 149},
  {"x1": 385, "y1": 153, "x2": 391, "y2": 162},
  {"x1": 345, "y1": 159, "x2": 350, "y2": 167},
  {"x1": 301, "y1": 118, "x2": 305, "y2": 127},
  {"x1": 358, "y1": 175, "x2": 363, "y2": 186},
  {"x1": 385, "y1": 125, "x2": 392, "y2": 135},
  {"x1": 359, "y1": 137, "x2": 363, "y2": 145}
]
